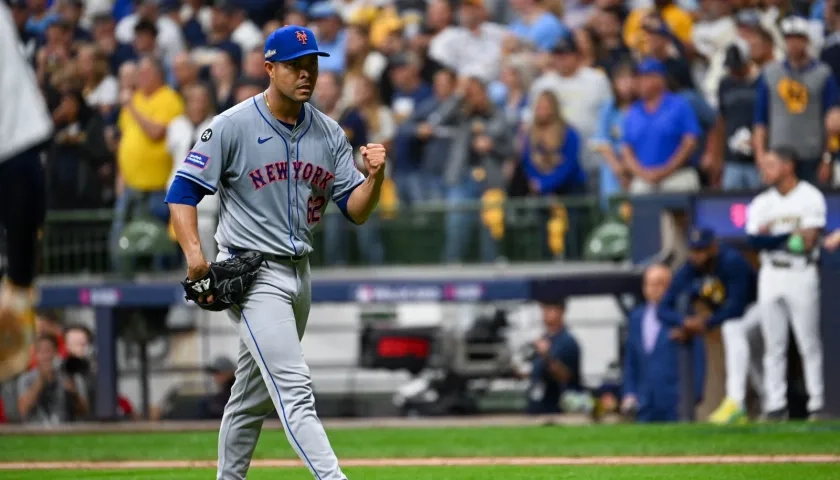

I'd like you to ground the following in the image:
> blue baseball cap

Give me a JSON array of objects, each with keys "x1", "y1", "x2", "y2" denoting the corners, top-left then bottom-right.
[
  {"x1": 688, "y1": 228, "x2": 715, "y2": 249},
  {"x1": 264, "y1": 25, "x2": 331, "y2": 63},
  {"x1": 636, "y1": 57, "x2": 667, "y2": 76}
]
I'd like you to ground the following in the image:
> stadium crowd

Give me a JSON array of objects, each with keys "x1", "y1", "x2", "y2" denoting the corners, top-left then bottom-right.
[{"x1": 11, "y1": 0, "x2": 840, "y2": 266}]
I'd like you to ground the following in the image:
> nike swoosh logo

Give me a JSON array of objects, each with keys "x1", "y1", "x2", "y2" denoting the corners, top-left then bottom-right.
[{"x1": 257, "y1": 136, "x2": 273, "y2": 144}]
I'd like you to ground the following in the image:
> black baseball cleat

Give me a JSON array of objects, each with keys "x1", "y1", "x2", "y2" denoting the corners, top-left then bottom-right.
[{"x1": 762, "y1": 408, "x2": 789, "y2": 422}]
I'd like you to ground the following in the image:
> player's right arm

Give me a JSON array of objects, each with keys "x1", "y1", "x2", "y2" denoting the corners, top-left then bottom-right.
[
  {"x1": 165, "y1": 116, "x2": 233, "y2": 282},
  {"x1": 745, "y1": 194, "x2": 789, "y2": 250}
]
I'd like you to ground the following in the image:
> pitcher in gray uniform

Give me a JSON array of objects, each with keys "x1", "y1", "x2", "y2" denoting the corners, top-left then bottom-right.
[{"x1": 165, "y1": 25, "x2": 386, "y2": 480}]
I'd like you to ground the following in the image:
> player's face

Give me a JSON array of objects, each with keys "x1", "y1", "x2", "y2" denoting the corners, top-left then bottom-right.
[
  {"x1": 761, "y1": 153, "x2": 783, "y2": 185},
  {"x1": 784, "y1": 35, "x2": 809, "y2": 59},
  {"x1": 688, "y1": 246, "x2": 715, "y2": 270},
  {"x1": 269, "y1": 54, "x2": 319, "y2": 103},
  {"x1": 540, "y1": 304, "x2": 564, "y2": 332}
]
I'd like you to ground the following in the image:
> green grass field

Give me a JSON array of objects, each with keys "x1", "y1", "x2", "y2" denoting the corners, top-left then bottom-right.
[{"x1": 2, "y1": 422, "x2": 840, "y2": 479}]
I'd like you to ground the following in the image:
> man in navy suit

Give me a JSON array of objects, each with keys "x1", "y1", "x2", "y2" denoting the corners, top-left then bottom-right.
[{"x1": 622, "y1": 264, "x2": 705, "y2": 422}]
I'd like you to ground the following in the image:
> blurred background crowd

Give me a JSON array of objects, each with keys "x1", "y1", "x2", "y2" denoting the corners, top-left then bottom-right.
[{"x1": 9, "y1": 0, "x2": 840, "y2": 267}]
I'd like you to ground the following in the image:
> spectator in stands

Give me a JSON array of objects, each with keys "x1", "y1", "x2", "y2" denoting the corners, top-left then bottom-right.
[
  {"x1": 133, "y1": 19, "x2": 160, "y2": 59},
  {"x1": 309, "y1": 2, "x2": 347, "y2": 73},
  {"x1": 754, "y1": 16, "x2": 840, "y2": 185},
  {"x1": 691, "y1": 0, "x2": 737, "y2": 74},
  {"x1": 489, "y1": 58, "x2": 532, "y2": 131},
  {"x1": 209, "y1": 50, "x2": 239, "y2": 112},
  {"x1": 77, "y1": 44, "x2": 120, "y2": 118},
  {"x1": 621, "y1": 58, "x2": 702, "y2": 193},
  {"x1": 525, "y1": 296, "x2": 581, "y2": 415},
  {"x1": 591, "y1": 61, "x2": 637, "y2": 210},
  {"x1": 512, "y1": 90, "x2": 586, "y2": 259},
  {"x1": 48, "y1": 88, "x2": 112, "y2": 209},
  {"x1": 623, "y1": 0, "x2": 693, "y2": 55},
  {"x1": 712, "y1": 44, "x2": 762, "y2": 190},
  {"x1": 175, "y1": 0, "x2": 207, "y2": 48},
  {"x1": 745, "y1": 16, "x2": 783, "y2": 70},
  {"x1": 91, "y1": 13, "x2": 137, "y2": 74},
  {"x1": 171, "y1": 51, "x2": 201, "y2": 94},
  {"x1": 428, "y1": 0, "x2": 506, "y2": 83},
  {"x1": 529, "y1": 36, "x2": 612, "y2": 186},
  {"x1": 589, "y1": 6, "x2": 632, "y2": 74},
  {"x1": 240, "y1": 47, "x2": 269, "y2": 87},
  {"x1": 191, "y1": 1, "x2": 243, "y2": 70},
  {"x1": 390, "y1": 52, "x2": 433, "y2": 203},
  {"x1": 166, "y1": 83, "x2": 217, "y2": 261},
  {"x1": 110, "y1": 55, "x2": 184, "y2": 271},
  {"x1": 219, "y1": 1, "x2": 263, "y2": 55},
  {"x1": 17, "y1": 335, "x2": 89, "y2": 425},
  {"x1": 396, "y1": 68, "x2": 461, "y2": 204},
  {"x1": 507, "y1": 0, "x2": 570, "y2": 53},
  {"x1": 198, "y1": 356, "x2": 235, "y2": 420},
  {"x1": 57, "y1": 0, "x2": 92, "y2": 42},
  {"x1": 622, "y1": 264, "x2": 704, "y2": 423},
  {"x1": 34, "y1": 19, "x2": 73, "y2": 87},
  {"x1": 317, "y1": 72, "x2": 385, "y2": 266},
  {"x1": 443, "y1": 76, "x2": 513, "y2": 263},
  {"x1": 642, "y1": 14, "x2": 695, "y2": 91},
  {"x1": 115, "y1": 0, "x2": 185, "y2": 67},
  {"x1": 232, "y1": 76, "x2": 264, "y2": 103},
  {"x1": 341, "y1": 24, "x2": 388, "y2": 109},
  {"x1": 24, "y1": 0, "x2": 59, "y2": 39}
]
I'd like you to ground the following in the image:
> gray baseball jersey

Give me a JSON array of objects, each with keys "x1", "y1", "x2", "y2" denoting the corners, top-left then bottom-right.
[{"x1": 174, "y1": 95, "x2": 365, "y2": 256}]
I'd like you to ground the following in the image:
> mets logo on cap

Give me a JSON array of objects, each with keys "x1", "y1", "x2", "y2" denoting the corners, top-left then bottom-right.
[{"x1": 263, "y1": 25, "x2": 330, "y2": 63}]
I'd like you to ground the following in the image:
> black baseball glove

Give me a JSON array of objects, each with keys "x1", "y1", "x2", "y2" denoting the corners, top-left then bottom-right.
[{"x1": 182, "y1": 251, "x2": 264, "y2": 311}]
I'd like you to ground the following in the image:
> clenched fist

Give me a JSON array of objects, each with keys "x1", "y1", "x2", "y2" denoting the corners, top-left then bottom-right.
[{"x1": 360, "y1": 143, "x2": 386, "y2": 181}]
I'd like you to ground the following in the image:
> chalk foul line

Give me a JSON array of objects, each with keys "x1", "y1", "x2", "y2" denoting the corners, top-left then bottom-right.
[{"x1": 1, "y1": 455, "x2": 838, "y2": 470}]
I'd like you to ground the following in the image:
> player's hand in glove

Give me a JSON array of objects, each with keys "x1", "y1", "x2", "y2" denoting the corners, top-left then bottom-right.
[
  {"x1": 360, "y1": 143, "x2": 386, "y2": 181},
  {"x1": 182, "y1": 251, "x2": 264, "y2": 311}
]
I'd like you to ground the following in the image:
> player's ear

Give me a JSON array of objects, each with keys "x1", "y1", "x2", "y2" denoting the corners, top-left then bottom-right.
[{"x1": 264, "y1": 61, "x2": 274, "y2": 78}]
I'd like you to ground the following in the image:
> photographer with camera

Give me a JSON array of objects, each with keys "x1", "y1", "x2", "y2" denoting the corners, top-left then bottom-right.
[
  {"x1": 16, "y1": 334, "x2": 88, "y2": 425},
  {"x1": 525, "y1": 296, "x2": 582, "y2": 415}
]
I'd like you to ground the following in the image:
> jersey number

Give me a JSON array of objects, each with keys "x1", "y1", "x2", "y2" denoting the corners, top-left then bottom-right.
[{"x1": 307, "y1": 195, "x2": 326, "y2": 224}]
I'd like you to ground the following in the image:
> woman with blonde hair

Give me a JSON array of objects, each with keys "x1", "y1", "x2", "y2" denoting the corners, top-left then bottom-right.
[
  {"x1": 511, "y1": 90, "x2": 586, "y2": 258},
  {"x1": 76, "y1": 43, "x2": 119, "y2": 117}
]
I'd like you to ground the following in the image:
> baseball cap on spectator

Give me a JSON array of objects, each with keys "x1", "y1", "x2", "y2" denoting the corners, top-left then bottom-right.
[
  {"x1": 734, "y1": 9, "x2": 762, "y2": 28},
  {"x1": 635, "y1": 57, "x2": 667, "y2": 76},
  {"x1": 213, "y1": 0, "x2": 240, "y2": 14},
  {"x1": 687, "y1": 228, "x2": 716, "y2": 250},
  {"x1": 389, "y1": 52, "x2": 420, "y2": 69},
  {"x1": 723, "y1": 43, "x2": 749, "y2": 70},
  {"x1": 552, "y1": 35, "x2": 579, "y2": 55},
  {"x1": 264, "y1": 25, "x2": 330, "y2": 62},
  {"x1": 8, "y1": 0, "x2": 27, "y2": 8},
  {"x1": 780, "y1": 16, "x2": 810, "y2": 39},
  {"x1": 309, "y1": 1, "x2": 340, "y2": 20}
]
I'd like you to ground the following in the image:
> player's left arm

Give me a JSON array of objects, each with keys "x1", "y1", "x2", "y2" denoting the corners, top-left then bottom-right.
[
  {"x1": 332, "y1": 127, "x2": 384, "y2": 225},
  {"x1": 794, "y1": 190, "x2": 828, "y2": 252}
]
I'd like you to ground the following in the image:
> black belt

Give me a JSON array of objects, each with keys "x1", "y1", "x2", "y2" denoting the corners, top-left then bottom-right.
[{"x1": 227, "y1": 247, "x2": 306, "y2": 263}]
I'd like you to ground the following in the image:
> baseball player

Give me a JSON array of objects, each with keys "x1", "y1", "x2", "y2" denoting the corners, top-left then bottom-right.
[
  {"x1": 745, "y1": 146, "x2": 826, "y2": 420},
  {"x1": 165, "y1": 26, "x2": 385, "y2": 480},
  {"x1": 0, "y1": 2, "x2": 53, "y2": 382}
]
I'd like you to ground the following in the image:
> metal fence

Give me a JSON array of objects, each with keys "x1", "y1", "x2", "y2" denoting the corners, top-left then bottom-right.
[{"x1": 38, "y1": 195, "x2": 610, "y2": 275}]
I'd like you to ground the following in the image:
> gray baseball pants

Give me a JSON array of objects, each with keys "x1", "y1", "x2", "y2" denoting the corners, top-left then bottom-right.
[{"x1": 215, "y1": 252, "x2": 346, "y2": 480}]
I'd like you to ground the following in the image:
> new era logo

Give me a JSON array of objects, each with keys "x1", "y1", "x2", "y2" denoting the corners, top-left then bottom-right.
[
  {"x1": 192, "y1": 278, "x2": 211, "y2": 293},
  {"x1": 296, "y1": 31, "x2": 308, "y2": 44}
]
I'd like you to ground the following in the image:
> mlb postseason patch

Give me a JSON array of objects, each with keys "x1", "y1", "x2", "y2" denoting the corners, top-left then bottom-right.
[{"x1": 185, "y1": 151, "x2": 210, "y2": 169}]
